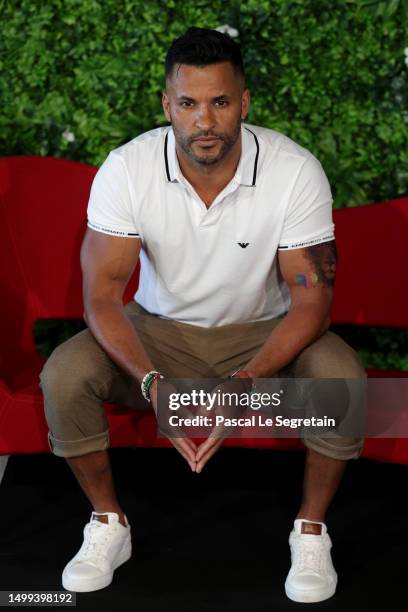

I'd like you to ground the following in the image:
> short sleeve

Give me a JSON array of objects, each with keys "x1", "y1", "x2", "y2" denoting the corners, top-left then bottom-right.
[
  {"x1": 87, "y1": 152, "x2": 140, "y2": 238},
  {"x1": 278, "y1": 156, "x2": 334, "y2": 250}
]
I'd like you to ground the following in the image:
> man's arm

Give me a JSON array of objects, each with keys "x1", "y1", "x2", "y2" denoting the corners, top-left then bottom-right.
[
  {"x1": 81, "y1": 227, "x2": 155, "y2": 383},
  {"x1": 242, "y1": 240, "x2": 337, "y2": 378},
  {"x1": 81, "y1": 227, "x2": 199, "y2": 469}
]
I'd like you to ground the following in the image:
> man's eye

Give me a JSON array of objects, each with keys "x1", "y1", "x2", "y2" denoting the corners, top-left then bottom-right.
[
  {"x1": 215, "y1": 100, "x2": 228, "y2": 107},
  {"x1": 180, "y1": 101, "x2": 193, "y2": 108}
]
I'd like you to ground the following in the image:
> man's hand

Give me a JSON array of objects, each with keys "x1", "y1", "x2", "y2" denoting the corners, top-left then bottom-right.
[
  {"x1": 149, "y1": 378, "x2": 198, "y2": 471},
  {"x1": 195, "y1": 377, "x2": 252, "y2": 473}
]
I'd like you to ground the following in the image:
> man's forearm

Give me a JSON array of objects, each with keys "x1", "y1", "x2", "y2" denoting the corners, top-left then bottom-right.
[
  {"x1": 84, "y1": 300, "x2": 156, "y2": 383},
  {"x1": 243, "y1": 302, "x2": 330, "y2": 378}
]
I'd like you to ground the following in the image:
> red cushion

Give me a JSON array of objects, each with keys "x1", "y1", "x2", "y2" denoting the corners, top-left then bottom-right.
[{"x1": 332, "y1": 198, "x2": 408, "y2": 327}]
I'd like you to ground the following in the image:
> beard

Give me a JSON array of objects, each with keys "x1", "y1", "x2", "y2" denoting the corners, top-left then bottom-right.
[{"x1": 171, "y1": 117, "x2": 242, "y2": 167}]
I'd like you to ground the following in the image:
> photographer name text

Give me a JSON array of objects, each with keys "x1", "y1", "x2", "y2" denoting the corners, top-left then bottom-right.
[{"x1": 167, "y1": 415, "x2": 336, "y2": 429}]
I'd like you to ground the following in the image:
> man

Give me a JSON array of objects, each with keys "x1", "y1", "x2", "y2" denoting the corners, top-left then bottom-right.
[{"x1": 39, "y1": 27, "x2": 366, "y2": 603}]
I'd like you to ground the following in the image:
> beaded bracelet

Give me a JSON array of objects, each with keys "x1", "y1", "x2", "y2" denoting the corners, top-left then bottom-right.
[{"x1": 141, "y1": 370, "x2": 164, "y2": 402}]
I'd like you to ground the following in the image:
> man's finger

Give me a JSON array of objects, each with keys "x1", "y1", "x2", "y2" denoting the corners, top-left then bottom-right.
[
  {"x1": 183, "y1": 437, "x2": 198, "y2": 452},
  {"x1": 171, "y1": 438, "x2": 197, "y2": 471},
  {"x1": 195, "y1": 421, "x2": 231, "y2": 460},
  {"x1": 196, "y1": 439, "x2": 223, "y2": 473},
  {"x1": 195, "y1": 436, "x2": 218, "y2": 463},
  {"x1": 160, "y1": 420, "x2": 198, "y2": 453},
  {"x1": 174, "y1": 437, "x2": 197, "y2": 464},
  {"x1": 173, "y1": 441, "x2": 196, "y2": 472}
]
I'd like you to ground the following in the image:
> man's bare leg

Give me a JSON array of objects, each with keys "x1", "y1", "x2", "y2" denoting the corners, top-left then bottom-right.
[
  {"x1": 296, "y1": 447, "x2": 348, "y2": 534},
  {"x1": 66, "y1": 451, "x2": 127, "y2": 526}
]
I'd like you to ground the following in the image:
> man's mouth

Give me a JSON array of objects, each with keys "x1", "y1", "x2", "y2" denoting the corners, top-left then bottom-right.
[{"x1": 193, "y1": 137, "x2": 220, "y2": 146}]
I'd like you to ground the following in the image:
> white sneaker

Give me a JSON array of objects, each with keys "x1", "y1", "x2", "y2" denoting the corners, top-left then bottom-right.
[
  {"x1": 284, "y1": 519, "x2": 337, "y2": 603},
  {"x1": 62, "y1": 511, "x2": 132, "y2": 592}
]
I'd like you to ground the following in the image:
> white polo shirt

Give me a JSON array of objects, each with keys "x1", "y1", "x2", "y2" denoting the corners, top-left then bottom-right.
[{"x1": 87, "y1": 123, "x2": 335, "y2": 328}]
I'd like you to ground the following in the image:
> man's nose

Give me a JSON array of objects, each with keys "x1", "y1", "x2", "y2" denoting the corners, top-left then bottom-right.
[{"x1": 195, "y1": 104, "x2": 216, "y2": 131}]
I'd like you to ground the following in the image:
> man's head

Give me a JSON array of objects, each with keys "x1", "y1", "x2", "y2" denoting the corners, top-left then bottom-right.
[{"x1": 162, "y1": 27, "x2": 250, "y2": 168}]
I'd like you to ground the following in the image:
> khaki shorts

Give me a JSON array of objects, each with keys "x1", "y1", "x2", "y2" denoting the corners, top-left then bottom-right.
[{"x1": 39, "y1": 300, "x2": 366, "y2": 461}]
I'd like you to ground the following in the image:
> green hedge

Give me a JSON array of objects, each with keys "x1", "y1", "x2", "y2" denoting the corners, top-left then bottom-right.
[
  {"x1": 2, "y1": 0, "x2": 408, "y2": 368},
  {"x1": 1, "y1": 0, "x2": 407, "y2": 207}
]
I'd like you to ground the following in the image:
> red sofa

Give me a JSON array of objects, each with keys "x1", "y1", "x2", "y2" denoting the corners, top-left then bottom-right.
[{"x1": 0, "y1": 156, "x2": 407, "y2": 464}]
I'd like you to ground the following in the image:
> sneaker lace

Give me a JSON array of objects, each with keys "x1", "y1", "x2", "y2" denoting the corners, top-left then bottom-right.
[
  {"x1": 293, "y1": 538, "x2": 324, "y2": 574},
  {"x1": 77, "y1": 521, "x2": 112, "y2": 562}
]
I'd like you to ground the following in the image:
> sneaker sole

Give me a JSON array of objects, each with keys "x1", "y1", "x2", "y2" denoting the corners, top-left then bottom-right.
[
  {"x1": 285, "y1": 580, "x2": 337, "y2": 603},
  {"x1": 62, "y1": 535, "x2": 132, "y2": 593}
]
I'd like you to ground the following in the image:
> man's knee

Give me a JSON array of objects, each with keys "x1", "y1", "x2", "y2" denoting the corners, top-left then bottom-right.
[
  {"x1": 39, "y1": 329, "x2": 111, "y2": 403},
  {"x1": 290, "y1": 332, "x2": 367, "y2": 447},
  {"x1": 39, "y1": 330, "x2": 112, "y2": 457},
  {"x1": 303, "y1": 435, "x2": 365, "y2": 461},
  {"x1": 294, "y1": 330, "x2": 366, "y2": 379}
]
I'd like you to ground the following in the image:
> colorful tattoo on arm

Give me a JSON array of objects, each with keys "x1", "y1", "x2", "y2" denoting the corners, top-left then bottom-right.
[
  {"x1": 304, "y1": 240, "x2": 337, "y2": 288},
  {"x1": 293, "y1": 242, "x2": 337, "y2": 288},
  {"x1": 295, "y1": 273, "x2": 308, "y2": 287}
]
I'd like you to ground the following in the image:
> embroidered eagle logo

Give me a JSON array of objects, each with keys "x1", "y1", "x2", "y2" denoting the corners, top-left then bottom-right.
[{"x1": 238, "y1": 242, "x2": 250, "y2": 248}]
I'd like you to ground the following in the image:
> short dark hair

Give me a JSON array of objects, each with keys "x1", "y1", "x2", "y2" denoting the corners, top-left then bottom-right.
[{"x1": 165, "y1": 26, "x2": 245, "y2": 82}]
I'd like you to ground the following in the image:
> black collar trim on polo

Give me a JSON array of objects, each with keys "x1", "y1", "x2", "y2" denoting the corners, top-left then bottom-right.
[
  {"x1": 164, "y1": 131, "x2": 171, "y2": 181},
  {"x1": 243, "y1": 127, "x2": 260, "y2": 186}
]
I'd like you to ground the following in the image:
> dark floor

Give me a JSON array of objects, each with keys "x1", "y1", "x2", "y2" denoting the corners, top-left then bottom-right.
[{"x1": 0, "y1": 447, "x2": 406, "y2": 611}]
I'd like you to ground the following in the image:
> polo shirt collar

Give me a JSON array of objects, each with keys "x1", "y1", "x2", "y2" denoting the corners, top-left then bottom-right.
[{"x1": 164, "y1": 123, "x2": 260, "y2": 187}]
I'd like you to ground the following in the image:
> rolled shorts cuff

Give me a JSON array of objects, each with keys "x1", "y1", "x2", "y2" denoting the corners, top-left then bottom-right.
[
  {"x1": 302, "y1": 433, "x2": 365, "y2": 461},
  {"x1": 47, "y1": 429, "x2": 110, "y2": 458}
]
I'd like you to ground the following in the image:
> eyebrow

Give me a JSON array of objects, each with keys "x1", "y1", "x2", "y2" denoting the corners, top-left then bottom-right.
[{"x1": 176, "y1": 94, "x2": 232, "y2": 102}]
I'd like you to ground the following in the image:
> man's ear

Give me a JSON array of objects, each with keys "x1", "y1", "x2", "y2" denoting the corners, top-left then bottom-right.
[
  {"x1": 162, "y1": 91, "x2": 171, "y2": 122},
  {"x1": 241, "y1": 88, "x2": 250, "y2": 120}
]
